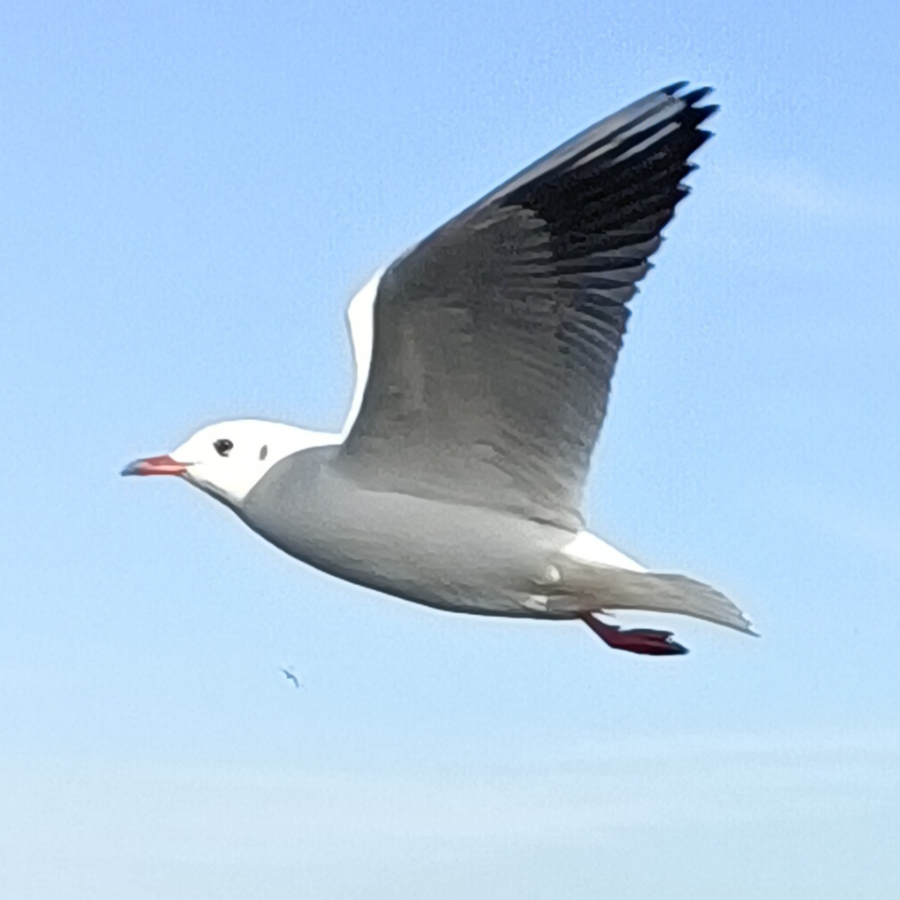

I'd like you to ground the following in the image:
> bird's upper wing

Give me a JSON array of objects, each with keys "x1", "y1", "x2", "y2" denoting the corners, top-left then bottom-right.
[{"x1": 337, "y1": 84, "x2": 716, "y2": 531}]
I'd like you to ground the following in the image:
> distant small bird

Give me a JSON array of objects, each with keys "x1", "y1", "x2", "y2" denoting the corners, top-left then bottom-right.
[
  {"x1": 280, "y1": 667, "x2": 300, "y2": 688},
  {"x1": 122, "y1": 83, "x2": 753, "y2": 656}
]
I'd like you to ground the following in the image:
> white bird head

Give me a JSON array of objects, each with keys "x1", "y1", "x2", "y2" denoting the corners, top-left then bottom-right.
[{"x1": 121, "y1": 420, "x2": 337, "y2": 507}]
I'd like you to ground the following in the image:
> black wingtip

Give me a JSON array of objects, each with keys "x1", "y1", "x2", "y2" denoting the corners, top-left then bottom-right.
[
  {"x1": 682, "y1": 86, "x2": 715, "y2": 105},
  {"x1": 693, "y1": 104, "x2": 720, "y2": 126},
  {"x1": 661, "y1": 80, "x2": 690, "y2": 95},
  {"x1": 660, "y1": 83, "x2": 716, "y2": 105}
]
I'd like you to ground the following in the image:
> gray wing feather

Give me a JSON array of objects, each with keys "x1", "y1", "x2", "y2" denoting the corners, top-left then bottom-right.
[{"x1": 339, "y1": 84, "x2": 716, "y2": 531}]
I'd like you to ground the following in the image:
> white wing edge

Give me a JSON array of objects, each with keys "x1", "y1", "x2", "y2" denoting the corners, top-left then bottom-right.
[{"x1": 339, "y1": 266, "x2": 387, "y2": 441}]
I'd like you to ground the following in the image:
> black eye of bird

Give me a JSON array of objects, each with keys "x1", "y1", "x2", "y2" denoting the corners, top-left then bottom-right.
[{"x1": 213, "y1": 438, "x2": 233, "y2": 457}]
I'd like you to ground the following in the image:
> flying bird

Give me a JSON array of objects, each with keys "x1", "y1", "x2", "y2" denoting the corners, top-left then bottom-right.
[
  {"x1": 280, "y1": 668, "x2": 300, "y2": 688},
  {"x1": 123, "y1": 83, "x2": 752, "y2": 656}
]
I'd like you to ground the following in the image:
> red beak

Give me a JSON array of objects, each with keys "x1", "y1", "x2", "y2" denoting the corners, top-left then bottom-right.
[{"x1": 120, "y1": 455, "x2": 189, "y2": 477}]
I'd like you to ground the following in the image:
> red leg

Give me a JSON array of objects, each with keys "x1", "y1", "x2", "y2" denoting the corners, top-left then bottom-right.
[{"x1": 580, "y1": 614, "x2": 688, "y2": 656}]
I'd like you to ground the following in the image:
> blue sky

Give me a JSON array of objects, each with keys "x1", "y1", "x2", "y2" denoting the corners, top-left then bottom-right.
[{"x1": 2, "y1": 1, "x2": 899, "y2": 897}]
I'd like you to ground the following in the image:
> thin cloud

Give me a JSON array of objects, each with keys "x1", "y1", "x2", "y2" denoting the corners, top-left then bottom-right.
[
  {"x1": 722, "y1": 159, "x2": 893, "y2": 221},
  {"x1": 2, "y1": 728, "x2": 897, "y2": 869}
]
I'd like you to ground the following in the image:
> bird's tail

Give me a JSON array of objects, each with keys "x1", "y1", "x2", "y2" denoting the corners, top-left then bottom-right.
[{"x1": 550, "y1": 534, "x2": 754, "y2": 634}]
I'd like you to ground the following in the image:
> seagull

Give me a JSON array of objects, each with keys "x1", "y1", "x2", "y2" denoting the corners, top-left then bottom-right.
[
  {"x1": 280, "y1": 667, "x2": 301, "y2": 688},
  {"x1": 123, "y1": 83, "x2": 753, "y2": 656}
]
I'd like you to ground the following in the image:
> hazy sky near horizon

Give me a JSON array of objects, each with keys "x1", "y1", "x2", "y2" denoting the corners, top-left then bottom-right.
[{"x1": 2, "y1": 1, "x2": 899, "y2": 897}]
